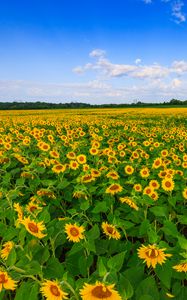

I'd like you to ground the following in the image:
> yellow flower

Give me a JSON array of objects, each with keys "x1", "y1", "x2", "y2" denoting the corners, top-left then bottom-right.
[
  {"x1": 173, "y1": 262, "x2": 187, "y2": 273},
  {"x1": 69, "y1": 160, "x2": 79, "y2": 170},
  {"x1": 106, "y1": 171, "x2": 119, "y2": 180},
  {"x1": 105, "y1": 183, "x2": 123, "y2": 195},
  {"x1": 166, "y1": 292, "x2": 175, "y2": 298},
  {"x1": 65, "y1": 223, "x2": 85, "y2": 242},
  {"x1": 21, "y1": 217, "x2": 47, "y2": 239},
  {"x1": 1, "y1": 241, "x2": 14, "y2": 260},
  {"x1": 80, "y1": 281, "x2": 122, "y2": 300},
  {"x1": 152, "y1": 157, "x2": 162, "y2": 169},
  {"x1": 102, "y1": 222, "x2": 121, "y2": 240},
  {"x1": 149, "y1": 180, "x2": 160, "y2": 190},
  {"x1": 52, "y1": 164, "x2": 66, "y2": 174},
  {"x1": 133, "y1": 184, "x2": 142, "y2": 192},
  {"x1": 140, "y1": 167, "x2": 150, "y2": 178},
  {"x1": 77, "y1": 154, "x2": 87, "y2": 164},
  {"x1": 26, "y1": 201, "x2": 42, "y2": 214},
  {"x1": 182, "y1": 188, "x2": 187, "y2": 199},
  {"x1": 124, "y1": 165, "x2": 134, "y2": 175},
  {"x1": 137, "y1": 244, "x2": 172, "y2": 268},
  {"x1": 161, "y1": 178, "x2": 175, "y2": 192},
  {"x1": 0, "y1": 271, "x2": 17, "y2": 292},
  {"x1": 40, "y1": 280, "x2": 68, "y2": 300},
  {"x1": 119, "y1": 197, "x2": 139, "y2": 210}
]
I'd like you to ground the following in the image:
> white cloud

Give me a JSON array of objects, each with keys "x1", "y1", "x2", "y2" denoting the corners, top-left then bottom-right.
[
  {"x1": 73, "y1": 49, "x2": 187, "y2": 79},
  {"x1": 172, "y1": 60, "x2": 187, "y2": 73},
  {"x1": 89, "y1": 49, "x2": 106, "y2": 58},
  {"x1": 143, "y1": 0, "x2": 186, "y2": 23},
  {"x1": 172, "y1": 1, "x2": 186, "y2": 23},
  {"x1": 135, "y1": 58, "x2": 142, "y2": 64}
]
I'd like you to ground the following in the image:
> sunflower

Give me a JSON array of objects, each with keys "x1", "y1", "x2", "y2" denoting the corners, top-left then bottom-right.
[
  {"x1": 102, "y1": 222, "x2": 121, "y2": 240},
  {"x1": 21, "y1": 217, "x2": 47, "y2": 239},
  {"x1": 77, "y1": 154, "x2": 87, "y2": 164},
  {"x1": 40, "y1": 280, "x2": 68, "y2": 300},
  {"x1": 1, "y1": 241, "x2": 14, "y2": 260},
  {"x1": 81, "y1": 174, "x2": 95, "y2": 183},
  {"x1": 26, "y1": 201, "x2": 42, "y2": 214},
  {"x1": 69, "y1": 160, "x2": 79, "y2": 170},
  {"x1": 161, "y1": 178, "x2": 175, "y2": 192},
  {"x1": 80, "y1": 282, "x2": 122, "y2": 300},
  {"x1": 65, "y1": 223, "x2": 85, "y2": 242},
  {"x1": 137, "y1": 244, "x2": 172, "y2": 268},
  {"x1": 119, "y1": 197, "x2": 139, "y2": 211},
  {"x1": 49, "y1": 150, "x2": 60, "y2": 159},
  {"x1": 0, "y1": 271, "x2": 17, "y2": 292},
  {"x1": 182, "y1": 188, "x2": 187, "y2": 199},
  {"x1": 124, "y1": 165, "x2": 134, "y2": 175},
  {"x1": 89, "y1": 148, "x2": 99, "y2": 155},
  {"x1": 66, "y1": 151, "x2": 76, "y2": 159},
  {"x1": 149, "y1": 180, "x2": 160, "y2": 190},
  {"x1": 173, "y1": 262, "x2": 187, "y2": 273},
  {"x1": 105, "y1": 183, "x2": 123, "y2": 195},
  {"x1": 143, "y1": 186, "x2": 154, "y2": 196},
  {"x1": 106, "y1": 171, "x2": 119, "y2": 180},
  {"x1": 133, "y1": 183, "x2": 142, "y2": 192},
  {"x1": 13, "y1": 203, "x2": 23, "y2": 224},
  {"x1": 140, "y1": 167, "x2": 150, "y2": 178},
  {"x1": 150, "y1": 191, "x2": 159, "y2": 201},
  {"x1": 52, "y1": 164, "x2": 66, "y2": 174},
  {"x1": 152, "y1": 157, "x2": 162, "y2": 169}
]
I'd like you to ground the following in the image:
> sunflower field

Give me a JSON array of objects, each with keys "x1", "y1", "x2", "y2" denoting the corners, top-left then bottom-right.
[{"x1": 0, "y1": 108, "x2": 187, "y2": 300}]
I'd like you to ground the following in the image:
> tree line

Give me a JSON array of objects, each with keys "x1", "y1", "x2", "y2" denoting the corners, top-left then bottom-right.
[{"x1": 0, "y1": 99, "x2": 187, "y2": 110}]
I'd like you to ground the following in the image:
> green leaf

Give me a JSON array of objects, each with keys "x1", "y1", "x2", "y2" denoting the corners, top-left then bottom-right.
[
  {"x1": 86, "y1": 224, "x2": 100, "y2": 240},
  {"x1": 135, "y1": 276, "x2": 159, "y2": 300},
  {"x1": 155, "y1": 261, "x2": 172, "y2": 289},
  {"x1": 178, "y1": 236, "x2": 187, "y2": 250},
  {"x1": 139, "y1": 295, "x2": 154, "y2": 300},
  {"x1": 107, "y1": 251, "x2": 126, "y2": 272},
  {"x1": 15, "y1": 281, "x2": 39, "y2": 300},
  {"x1": 44, "y1": 257, "x2": 64, "y2": 279},
  {"x1": 98, "y1": 257, "x2": 107, "y2": 277},
  {"x1": 162, "y1": 220, "x2": 179, "y2": 237},
  {"x1": 6, "y1": 248, "x2": 17, "y2": 267},
  {"x1": 149, "y1": 206, "x2": 168, "y2": 217},
  {"x1": 92, "y1": 201, "x2": 108, "y2": 213},
  {"x1": 119, "y1": 275, "x2": 134, "y2": 299}
]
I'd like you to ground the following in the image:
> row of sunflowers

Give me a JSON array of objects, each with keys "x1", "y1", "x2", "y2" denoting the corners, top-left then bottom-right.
[{"x1": 0, "y1": 108, "x2": 187, "y2": 299}]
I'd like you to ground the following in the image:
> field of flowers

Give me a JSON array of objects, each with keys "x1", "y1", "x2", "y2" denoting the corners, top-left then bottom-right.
[{"x1": 0, "y1": 107, "x2": 187, "y2": 300}]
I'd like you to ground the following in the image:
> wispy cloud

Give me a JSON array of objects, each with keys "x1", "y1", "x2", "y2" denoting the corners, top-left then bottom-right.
[
  {"x1": 73, "y1": 49, "x2": 187, "y2": 79},
  {"x1": 172, "y1": 1, "x2": 186, "y2": 23},
  {"x1": 143, "y1": 0, "x2": 186, "y2": 23}
]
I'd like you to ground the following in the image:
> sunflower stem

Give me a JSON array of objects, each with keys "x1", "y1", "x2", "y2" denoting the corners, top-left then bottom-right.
[
  {"x1": 103, "y1": 272, "x2": 110, "y2": 282},
  {"x1": 60, "y1": 280, "x2": 79, "y2": 300}
]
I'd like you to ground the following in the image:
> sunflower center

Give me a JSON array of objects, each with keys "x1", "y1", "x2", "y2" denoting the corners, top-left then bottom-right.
[
  {"x1": 56, "y1": 165, "x2": 63, "y2": 170},
  {"x1": 0, "y1": 274, "x2": 8, "y2": 284},
  {"x1": 70, "y1": 227, "x2": 79, "y2": 237},
  {"x1": 50, "y1": 284, "x2": 60, "y2": 296},
  {"x1": 165, "y1": 181, "x2": 171, "y2": 187},
  {"x1": 146, "y1": 248, "x2": 158, "y2": 258},
  {"x1": 106, "y1": 226, "x2": 114, "y2": 234},
  {"x1": 28, "y1": 222, "x2": 39, "y2": 233},
  {"x1": 29, "y1": 205, "x2": 37, "y2": 212},
  {"x1": 110, "y1": 184, "x2": 119, "y2": 191},
  {"x1": 91, "y1": 286, "x2": 112, "y2": 298}
]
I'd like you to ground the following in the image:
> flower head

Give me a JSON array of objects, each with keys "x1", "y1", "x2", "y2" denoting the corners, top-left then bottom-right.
[
  {"x1": 138, "y1": 244, "x2": 172, "y2": 268},
  {"x1": 80, "y1": 282, "x2": 122, "y2": 300},
  {"x1": 0, "y1": 271, "x2": 17, "y2": 292},
  {"x1": 102, "y1": 222, "x2": 121, "y2": 240},
  {"x1": 40, "y1": 280, "x2": 68, "y2": 300},
  {"x1": 65, "y1": 223, "x2": 85, "y2": 242},
  {"x1": 21, "y1": 217, "x2": 47, "y2": 239}
]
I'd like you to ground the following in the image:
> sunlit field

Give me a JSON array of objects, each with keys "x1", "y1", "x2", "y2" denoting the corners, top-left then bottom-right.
[{"x1": 0, "y1": 108, "x2": 187, "y2": 300}]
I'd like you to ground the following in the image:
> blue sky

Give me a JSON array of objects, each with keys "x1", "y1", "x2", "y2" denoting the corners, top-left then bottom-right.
[{"x1": 0, "y1": 0, "x2": 187, "y2": 103}]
